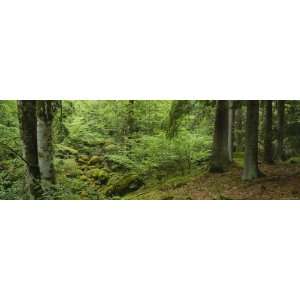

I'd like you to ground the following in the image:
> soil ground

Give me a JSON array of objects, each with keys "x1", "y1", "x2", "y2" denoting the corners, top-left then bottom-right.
[{"x1": 128, "y1": 162, "x2": 300, "y2": 200}]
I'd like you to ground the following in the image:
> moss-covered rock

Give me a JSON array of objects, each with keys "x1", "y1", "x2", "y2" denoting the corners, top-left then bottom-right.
[
  {"x1": 105, "y1": 174, "x2": 144, "y2": 197},
  {"x1": 86, "y1": 168, "x2": 109, "y2": 184},
  {"x1": 80, "y1": 175, "x2": 89, "y2": 181},
  {"x1": 56, "y1": 144, "x2": 79, "y2": 158},
  {"x1": 77, "y1": 155, "x2": 90, "y2": 164},
  {"x1": 88, "y1": 155, "x2": 103, "y2": 166}
]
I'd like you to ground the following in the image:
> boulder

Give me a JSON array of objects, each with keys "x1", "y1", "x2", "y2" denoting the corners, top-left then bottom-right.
[
  {"x1": 88, "y1": 155, "x2": 103, "y2": 166},
  {"x1": 86, "y1": 168, "x2": 109, "y2": 185},
  {"x1": 105, "y1": 174, "x2": 144, "y2": 197},
  {"x1": 77, "y1": 155, "x2": 90, "y2": 165}
]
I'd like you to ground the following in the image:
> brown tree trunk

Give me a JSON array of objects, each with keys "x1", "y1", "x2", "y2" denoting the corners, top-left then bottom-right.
[
  {"x1": 235, "y1": 103, "x2": 244, "y2": 152},
  {"x1": 263, "y1": 100, "x2": 273, "y2": 164},
  {"x1": 228, "y1": 100, "x2": 234, "y2": 162},
  {"x1": 17, "y1": 100, "x2": 43, "y2": 199},
  {"x1": 242, "y1": 100, "x2": 262, "y2": 180},
  {"x1": 277, "y1": 100, "x2": 286, "y2": 161},
  {"x1": 210, "y1": 100, "x2": 230, "y2": 172}
]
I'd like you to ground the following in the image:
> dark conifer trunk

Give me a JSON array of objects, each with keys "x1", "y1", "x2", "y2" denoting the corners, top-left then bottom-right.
[
  {"x1": 210, "y1": 100, "x2": 230, "y2": 172},
  {"x1": 235, "y1": 104, "x2": 244, "y2": 152},
  {"x1": 17, "y1": 100, "x2": 43, "y2": 199},
  {"x1": 277, "y1": 100, "x2": 286, "y2": 161},
  {"x1": 263, "y1": 100, "x2": 273, "y2": 164},
  {"x1": 228, "y1": 100, "x2": 234, "y2": 162},
  {"x1": 242, "y1": 100, "x2": 261, "y2": 180}
]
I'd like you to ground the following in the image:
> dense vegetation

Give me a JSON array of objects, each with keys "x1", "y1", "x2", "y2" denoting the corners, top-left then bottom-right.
[{"x1": 1, "y1": 100, "x2": 300, "y2": 200}]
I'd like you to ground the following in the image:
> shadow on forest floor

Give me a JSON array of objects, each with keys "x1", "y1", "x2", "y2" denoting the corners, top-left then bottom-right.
[{"x1": 127, "y1": 161, "x2": 300, "y2": 200}]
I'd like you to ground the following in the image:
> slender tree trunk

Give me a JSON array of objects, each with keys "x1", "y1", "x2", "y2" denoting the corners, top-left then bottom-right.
[
  {"x1": 242, "y1": 100, "x2": 261, "y2": 180},
  {"x1": 37, "y1": 101, "x2": 56, "y2": 184},
  {"x1": 17, "y1": 100, "x2": 43, "y2": 199},
  {"x1": 277, "y1": 100, "x2": 286, "y2": 161},
  {"x1": 210, "y1": 100, "x2": 230, "y2": 172},
  {"x1": 228, "y1": 100, "x2": 234, "y2": 161},
  {"x1": 127, "y1": 100, "x2": 135, "y2": 135},
  {"x1": 263, "y1": 100, "x2": 273, "y2": 164}
]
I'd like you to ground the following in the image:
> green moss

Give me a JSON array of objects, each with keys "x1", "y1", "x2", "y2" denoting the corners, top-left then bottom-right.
[
  {"x1": 88, "y1": 155, "x2": 103, "y2": 166},
  {"x1": 59, "y1": 158, "x2": 82, "y2": 178},
  {"x1": 105, "y1": 174, "x2": 144, "y2": 197},
  {"x1": 287, "y1": 157, "x2": 300, "y2": 164},
  {"x1": 86, "y1": 168, "x2": 109, "y2": 184},
  {"x1": 56, "y1": 144, "x2": 78, "y2": 158}
]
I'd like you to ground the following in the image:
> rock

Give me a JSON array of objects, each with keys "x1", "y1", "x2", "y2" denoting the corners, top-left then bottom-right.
[
  {"x1": 80, "y1": 191, "x2": 88, "y2": 198},
  {"x1": 80, "y1": 175, "x2": 88, "y2": 181},
  {"x1": 162, "y1": 194, "x2": 174, "y2": 200},
  {"x1": 105, "y1": 174, "x2": 144, "y2": 197},
  {"x1": 86, "y1": 169, "x2": 109, "y2": 184},
  {"x1": 77, "y1": 155, "x2": 90, "y2": 164},
  {"x1": 88, "y1": 155, "x2": 103, "y2": 166},
  {"x1": 56, "y1": 144, "x2": 78, "y2": 158}
]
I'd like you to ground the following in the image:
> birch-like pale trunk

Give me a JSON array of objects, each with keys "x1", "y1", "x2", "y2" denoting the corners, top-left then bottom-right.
[{"x1": 37, "y1": 101, "x2": 56, "y2": 184}]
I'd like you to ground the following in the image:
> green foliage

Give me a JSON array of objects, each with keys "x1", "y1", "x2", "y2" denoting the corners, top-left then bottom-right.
[{"x1": 2, "y1": 99, "x2": 300, "y2": 200}]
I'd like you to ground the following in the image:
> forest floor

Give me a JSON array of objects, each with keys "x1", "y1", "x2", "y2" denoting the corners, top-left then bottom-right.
[{"x1": 127, "y1": 160, "x2": 300, "y2": 200}]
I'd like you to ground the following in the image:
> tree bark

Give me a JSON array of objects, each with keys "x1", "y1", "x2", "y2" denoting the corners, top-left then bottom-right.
[
  {"x1": 210, "y1": 101, "x2": 230, "y2": 172},
  {"x1": 277, "y1": 100, "x2": 286, "y2": 161},
  {"x1": 128, "y1": 100, "x2": 135, "y2": 133},
  {"x1": 263, "y1": 100, "x2": 273, "y2": 164},
  {"x1": 235, "y1": 104, "x2": 244, "y2": 152},
  {"x1": 242, "y1": 100, "x2": 261, "y2": 180},
  {"x1": 228, "y1": 100, "x2": 234, "y2": 161},
  {"x1": 17, "y1": 100, "x2": 43, "y2": 199},
  {"x1": 37, "y1": 101, "x2": 56, "y2": 184}
]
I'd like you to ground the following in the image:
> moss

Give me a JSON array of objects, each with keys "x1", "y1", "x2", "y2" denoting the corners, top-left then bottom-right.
[
  {"x1": 80, "y1": 175, "x2": 88, "y2": 181},
  {"x1": 86, "y1": 168, "x2": 109, "y2": 184},
  {"x1": 56, "y1": 144, "x2": 78, "y2": 158},
  {"x1": 287, "y1": 157, "x2": 300, "y2": 164},
  {"x1": 105, "y1": 174, "x2": 144, "y2": 197},
  {"x1": 88, "y1": 155, "x2": 103, "y2": 166},
  {"x1": 77, "y1": 155, "x2": 90, "y2": 164},
  {"x1": 59, "y1": 158, "x2": 82, "y2": 178}
]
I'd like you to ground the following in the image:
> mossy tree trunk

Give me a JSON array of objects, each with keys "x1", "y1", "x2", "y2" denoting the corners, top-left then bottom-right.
[
  {"x1": 277, "y1": 100, "x2": 286, "y2": 161},
  {"x1": 37, "y1": 100, "x2": 57, "y2": 184},
  {"x1": 242, "y1": 100, "x2": 261, "y2": 180},
  {"x1": 263, "y1": 100, "x2": 273, "y2": 164},
  {"x1": 210, "y1": 100, "x2": 230, "y2": 172},
  {"x1": 17, "y1": 100, "x2": 43, "y2": 199}
]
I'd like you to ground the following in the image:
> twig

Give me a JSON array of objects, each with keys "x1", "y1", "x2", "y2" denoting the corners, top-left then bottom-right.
[{"x1": 0, "y1": 141, "x2": 31, "y2": 167}]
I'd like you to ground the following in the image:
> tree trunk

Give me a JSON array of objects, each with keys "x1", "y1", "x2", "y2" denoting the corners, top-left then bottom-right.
[
  {"x1": 263, "y1": 100, "x2": 273, "y2": 164},
  {"x1": 242, "y1": 100, "x2": 261, "y2": 180},
  {"x1": 127, "y1": 100, "x2": 135, "y2": 135},
  {"x1": 277, "y1": 100, "x2": 286, "y2": 161},
  {"x1": 228, "y1": 100, "x2": 234, "y2": 161},
  {"x1": 37, "y1": 101, "x2": 56, "y2": 184},
  {"x1": 17, "y1": 100, "x2": 43, "y2": 199},
  {"x1": 210, "y1": 100, "x2": 230, "y2": 172},
  {"x1": 235, "y1": 103, "x2": 243, "y2": 152}
]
